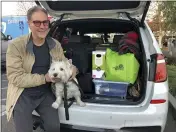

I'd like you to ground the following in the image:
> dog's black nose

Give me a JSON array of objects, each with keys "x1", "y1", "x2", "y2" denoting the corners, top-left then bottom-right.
[{"x1": 53, "y1": 73, "x2": 58, "y2": 77}]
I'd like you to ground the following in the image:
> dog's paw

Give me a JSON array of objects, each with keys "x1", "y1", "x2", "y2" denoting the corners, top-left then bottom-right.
[
  {"x1": 77, "y1": 101, "x2": 86, "y2": 107},
  {"x1": 52, "y1": 102, "x2": 59, "y2": 109}
]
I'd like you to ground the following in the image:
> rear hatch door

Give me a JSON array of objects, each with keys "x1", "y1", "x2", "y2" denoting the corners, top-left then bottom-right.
[{"x1": 36, "y1": 1, "x2": 151, "y2": 25}]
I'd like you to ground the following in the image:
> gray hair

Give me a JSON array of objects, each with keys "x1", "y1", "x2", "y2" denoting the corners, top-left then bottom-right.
[{"x1": 27, "y1": 6, "x2": 48, "y2": 20}]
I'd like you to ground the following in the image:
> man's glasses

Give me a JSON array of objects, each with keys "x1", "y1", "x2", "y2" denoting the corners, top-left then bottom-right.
[{"x1": 32, "y1": 20, "x2": 50, "y2": 27}]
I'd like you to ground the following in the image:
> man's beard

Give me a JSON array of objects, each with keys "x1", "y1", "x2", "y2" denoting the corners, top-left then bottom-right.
[{"x1": 37, "y1": 29, "x2": 49, "y2": 39}]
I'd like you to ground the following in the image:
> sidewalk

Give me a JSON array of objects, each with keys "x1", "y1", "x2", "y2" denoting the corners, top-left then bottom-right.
[{"x1": 169, "y1": 92, "x2": 176, "y2": 120}]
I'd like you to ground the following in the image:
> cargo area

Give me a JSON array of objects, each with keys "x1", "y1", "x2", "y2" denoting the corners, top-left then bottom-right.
[{"x1": 50, "y1": 18, "x2": 148, "y2": 105}]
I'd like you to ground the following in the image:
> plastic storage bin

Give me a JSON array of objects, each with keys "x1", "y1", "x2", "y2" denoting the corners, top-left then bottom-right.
[{"x1": 93, "y1": 79, "x2": 129, "y2": 99}]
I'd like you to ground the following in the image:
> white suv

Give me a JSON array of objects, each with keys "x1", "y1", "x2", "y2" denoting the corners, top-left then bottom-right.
[{"x1": 33, "y1": 1, "x2": 169, "y2": 132}]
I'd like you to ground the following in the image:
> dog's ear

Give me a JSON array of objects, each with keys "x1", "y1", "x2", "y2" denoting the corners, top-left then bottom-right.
[{"x1": 68, "y1": 59, "x2": 72, "y2": 64}]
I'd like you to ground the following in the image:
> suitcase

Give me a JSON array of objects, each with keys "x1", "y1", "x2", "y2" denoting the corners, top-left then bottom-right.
[
  {"x1": 77, "y1": 73, "x2": 94, "y2": 93},
  {"x1": 62, "y1": 35, "x2": 89, "y2": 74}
]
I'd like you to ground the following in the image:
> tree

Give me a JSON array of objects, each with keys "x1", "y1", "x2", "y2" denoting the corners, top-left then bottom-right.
[
  {"x1": 147, "y1": 2, "x2": 161, "y2": 32},
  {"x1": 147, "y1": 1, "x2": 176, "y2": 47},
  {"x1": 147, "y1": 2, "x2": 166, "y2": 47},
  {"x1": 159, "y1": 1, "x2": 176, "y2": 36},
  {"x1": 16, "y1": 1, "x2": 36, "y2": 15}
]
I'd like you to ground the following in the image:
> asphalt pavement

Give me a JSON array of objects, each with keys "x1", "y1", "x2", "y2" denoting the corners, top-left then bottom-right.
[{"x1": 1, "y1": 71, "x2": 176, "y2": 132}]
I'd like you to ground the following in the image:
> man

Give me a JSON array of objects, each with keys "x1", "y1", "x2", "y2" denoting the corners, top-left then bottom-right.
[{"x1": 6, "y1": 6, "x2": 77, "y2": 132}]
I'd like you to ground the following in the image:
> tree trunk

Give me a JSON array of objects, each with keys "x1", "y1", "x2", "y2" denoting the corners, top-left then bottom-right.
[{"x1": 158, "y1": 30, "x2": 165, "y2": 48}]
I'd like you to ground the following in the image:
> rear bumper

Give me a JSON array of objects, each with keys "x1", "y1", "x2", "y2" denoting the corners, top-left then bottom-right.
[
  {"x1": 33, "y1": 101, "x2": 168, "y2": 132},
  {"x1": 120, "y1": 126, "x2": 161, "y2": 132},
  {"x1": 57, "y1": 100, "x2": 168, "y2": 132},
  {"x1": 32, "y1": 85, "x2": 168, "y2": 132},
  {"x1": 61, "y1": 124, "x2": 162, "y2": 132}
]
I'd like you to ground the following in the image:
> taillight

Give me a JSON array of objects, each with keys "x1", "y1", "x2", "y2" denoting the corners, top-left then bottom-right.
[
  {"x1": 154, "y1": 54, "x2": 167, "y2": 82},
  {"x1": 150, "y1": 99, "x2": 166, "y2": 104}
]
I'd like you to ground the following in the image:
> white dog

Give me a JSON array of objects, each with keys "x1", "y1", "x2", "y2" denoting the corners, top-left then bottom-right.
[{"x1": 48, "y1": 59, "x2": 86, "y2": 109}]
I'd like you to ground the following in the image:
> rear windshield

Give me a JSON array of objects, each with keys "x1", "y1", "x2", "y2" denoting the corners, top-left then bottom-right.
[{"x1": 46, "y1": 1, "x2": 140, "y2": 11}]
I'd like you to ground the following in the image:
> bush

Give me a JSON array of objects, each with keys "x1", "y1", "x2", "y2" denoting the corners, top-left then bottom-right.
[
  {"x1": 166, "y1": 57, "x2": 176, "y2": 66},
  {"x1": 167, "y1": 65, "x2": 176, "y2": 97}
]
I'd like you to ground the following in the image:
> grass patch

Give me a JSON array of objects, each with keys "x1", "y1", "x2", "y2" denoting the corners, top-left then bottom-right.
[{"x1": 167, "y1": 65, "x2": 176, "y2": 96}]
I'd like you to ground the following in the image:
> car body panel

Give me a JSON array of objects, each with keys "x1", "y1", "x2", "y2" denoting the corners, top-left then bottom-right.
[
  {"x1": 1, "y1": 32, "x2": 12, "y2": 67},
  {"x1": 32, "y1": 1, "x2": 169, "y2": 131},
  {"x1": 36, "y1": 1, "x2": 150, "y2": 22}
]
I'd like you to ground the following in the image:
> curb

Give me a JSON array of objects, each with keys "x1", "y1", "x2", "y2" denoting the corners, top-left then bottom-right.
[{"x1": 169, "y1": 92, "x2": 176, "y2": 120}]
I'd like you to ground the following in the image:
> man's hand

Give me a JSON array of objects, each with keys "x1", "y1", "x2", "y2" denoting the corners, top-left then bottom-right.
[
  {"x1": 45, "y1": 73, "x2": 61, "y2": 83},
  {"x1": 69, "y1": 65, "x2": 79, "y2": 81},
  {"x1": 45, "y1": 73, "x2": 55, "y2": 83},
  {"x1": 45, "y1": 73, "x2": 53, "y2": 83}
]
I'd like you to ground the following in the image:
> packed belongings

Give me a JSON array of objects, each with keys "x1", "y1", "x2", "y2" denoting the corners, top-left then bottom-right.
[
  {"x1": 128, "y1": 77, "x2": 141, "y2": 98},
  {"x1": 104, "y1": 48, "x2": 139, "y2": 84},
  {"x1": 93, "y1": 79, "x2": 129, "y2": 99},
  {"x1": 59, "y1": 31, "x2": 141, "y2": 120},
  {"x1": 92, "y1": 31, "x2": 141, "y2": 99},
  {"x1": 116, "y1": 31, "x2": 141, "y2": 61},
  {"x1": 92, "y1": 51, "x2": 106, "y2": 79}
]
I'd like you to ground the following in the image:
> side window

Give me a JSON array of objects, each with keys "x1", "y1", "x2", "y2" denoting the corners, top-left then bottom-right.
[
  {"x1": 172, "y1": 40, "x2": 176, "y2": 48},
  {"x1": 85, "y1": 33, "x2": 102, "y2": 38},
  {"x1": 1, "y1": 32, "x2": 6, "y2": 40}
]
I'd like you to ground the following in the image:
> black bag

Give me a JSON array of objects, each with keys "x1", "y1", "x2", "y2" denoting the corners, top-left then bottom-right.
[
  {"x1": 62, "y1": 35, "x2": 89, "y2": 74},
  {"x1": 76, "y1": 73, "x2": 94, "y2": 93}
]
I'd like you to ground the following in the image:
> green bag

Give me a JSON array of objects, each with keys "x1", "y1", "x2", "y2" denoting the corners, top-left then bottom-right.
[{"x1": 104, "y1": 48, "x2": 140, "y2": 84}]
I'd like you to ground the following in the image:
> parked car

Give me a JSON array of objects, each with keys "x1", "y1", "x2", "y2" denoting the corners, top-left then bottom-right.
[
  {"x1": 1, "y1": 32, "x2": 12, "y2": 68},
  {"x1": 168, "y1": 38, "x2": 176, "y2": 57},
  {"x1": 33, "y1": 1, "x2": 169, "y2": 132}
]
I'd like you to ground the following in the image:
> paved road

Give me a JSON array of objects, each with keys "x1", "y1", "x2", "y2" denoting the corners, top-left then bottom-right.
[{"x1": 1, "y1": 72, "x2": 176, "y2": 132}]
